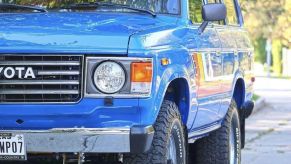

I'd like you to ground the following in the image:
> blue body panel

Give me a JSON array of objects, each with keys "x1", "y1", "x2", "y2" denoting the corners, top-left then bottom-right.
[
  {"x1": 0, "y1": 99, "x2": 140, "y2": 130},
  {"x1": 0, "y1": 12, "x2": 170, "y2": 54},
  {"x1": 0, "y1": 0, "x2": 254, "y2": 140}
]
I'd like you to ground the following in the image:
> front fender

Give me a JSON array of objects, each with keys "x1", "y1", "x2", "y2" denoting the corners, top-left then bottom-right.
[
  {"x1": 136, "y1": 48, "x2": 197, "y2": 128},
  {"x1": 155, "y1": 64, "x2": 190, "y2": 115}
]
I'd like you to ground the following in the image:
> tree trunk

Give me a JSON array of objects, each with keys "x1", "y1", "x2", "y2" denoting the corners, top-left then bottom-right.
[{"x1": 272, "y1": 39, "x2": 283, "y2": 76}]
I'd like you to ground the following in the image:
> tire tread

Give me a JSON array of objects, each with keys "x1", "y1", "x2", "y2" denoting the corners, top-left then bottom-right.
[
  {"x1": 124, "y1": 100, "x2": 183, "y2": 164},
  {"x1": 189, "y1": 100, "x2": 240, "y2": 164}
]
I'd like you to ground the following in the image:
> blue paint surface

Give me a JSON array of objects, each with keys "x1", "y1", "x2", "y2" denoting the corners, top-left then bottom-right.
[{"x1": 0, "y1": 0, "x2": 253, "y2": 139}]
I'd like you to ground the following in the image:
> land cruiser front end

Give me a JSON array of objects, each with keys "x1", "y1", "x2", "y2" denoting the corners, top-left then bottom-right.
[{"x1": 0, "y1": 55, "x2": 156, "y2": 156}]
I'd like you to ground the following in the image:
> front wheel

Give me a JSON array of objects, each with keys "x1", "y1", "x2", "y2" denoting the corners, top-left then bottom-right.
[
  {"x1": 124, "y1": 100, "x2": 186, "y2": 164},
  {"x1": 190, "y1": 99, "x2": 241, "y2": 164}
]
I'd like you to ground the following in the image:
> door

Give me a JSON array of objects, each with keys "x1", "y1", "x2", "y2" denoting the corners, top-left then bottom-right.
[
  {"x1": 188, "y1": 0, "x2": 223, "y2": 129},
  {"x1": 216, "y1": 0, "x2": 241, "y2": 116}
]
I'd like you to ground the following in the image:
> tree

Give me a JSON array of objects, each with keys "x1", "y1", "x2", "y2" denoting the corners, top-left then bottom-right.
[
  {"x1": 253, "y1": 37, "x2": 266, "y2": 64},
  {"x1": 240, "y1": 0, "x2": 291, "y2": 75},
  {"x1": 273, "y1": 0, "x2": 291, "y2": 47}
]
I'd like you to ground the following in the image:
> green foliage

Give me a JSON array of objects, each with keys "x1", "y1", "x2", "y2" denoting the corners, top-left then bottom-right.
[
  {"x1": 252, "y1": 94, "x2": 260, "y2": 101},
  {"x1": 1, "y1": 0, "x2": 157, "y2": 10},
  {"x1": 3, "y1": 0, "x2": 96, "y2": 8},
  {"x1": 241, "y1": 0, "x2": 290, "y2": 47},
  {"x1": 274, "y1": 0, "x2": 291, "y2": 47},
  {"x1": 253, "y1": 37, "x2": 266, "y2": 64},
  {"x1": 241, "y1": 0, "x2": 290, "y2": 75},
  {"x1": 189, "y1": 0, "x2": 203, "y2": 23},
  {"x1": 224, "y1": 0, "x2": 237, "y2": 24}
]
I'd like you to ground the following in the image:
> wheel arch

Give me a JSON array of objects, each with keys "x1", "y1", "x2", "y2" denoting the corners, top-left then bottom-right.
[
  {"x1": 231, "y1": 76, "x2": 248, "y2": 148},
  {"x1": 232, "y1": 77, "x2": 246, "y2": 110},
  {"x1": 164, "y1": 77, "x2": 191, "y2": 126}
]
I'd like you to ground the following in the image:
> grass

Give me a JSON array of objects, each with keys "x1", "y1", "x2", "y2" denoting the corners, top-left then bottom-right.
[
  {"x1": 272, "y1": 76, "x2": 291, "y2": 80},
  {"x1": 252, "y1": 94, "x2": 260, "y2": 101}
]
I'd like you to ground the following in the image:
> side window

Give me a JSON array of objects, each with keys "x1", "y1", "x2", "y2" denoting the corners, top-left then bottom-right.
[
  {"x1": 188, "y1": 0, "x2": 203, "y2": 23},
  {"x1": 207, "y1": 0, "x2": 220, "y2": 3},
  {"x1": 224, "y1": 0, "x2": 238, "y2": 25}
]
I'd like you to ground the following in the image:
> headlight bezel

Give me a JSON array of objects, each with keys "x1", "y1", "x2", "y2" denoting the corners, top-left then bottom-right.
[
  {"x1": 85, "y1": 57, "x2": 153, "y2": 98},
  {"x1": 93, "y1": 60, "x2": 127, "y2": 94}
]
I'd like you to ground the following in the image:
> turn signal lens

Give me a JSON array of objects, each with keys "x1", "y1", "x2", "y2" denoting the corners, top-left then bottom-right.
[
  {"x1": 131, "y1": 62, "x2": 152, "y2": 82},
  {"x1": 130, "y1": 62, "x2": 152, "y2": 94}
]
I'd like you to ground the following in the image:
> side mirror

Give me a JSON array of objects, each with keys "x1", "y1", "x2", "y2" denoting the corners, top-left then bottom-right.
[{"x1": 198, "y1": 3, "x2": 227, "y2": 34}]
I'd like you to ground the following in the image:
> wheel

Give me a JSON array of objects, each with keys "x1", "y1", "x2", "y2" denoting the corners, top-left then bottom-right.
[
  {"x1": 189, "y1": 99, "x2": 241, "y2": 164},
  {"x1": 124, "y1": 100, "x2": 186, "y2": 164}
]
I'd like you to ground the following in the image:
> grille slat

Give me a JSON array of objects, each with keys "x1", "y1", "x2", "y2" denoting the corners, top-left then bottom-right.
[
  {"x1": 0, "y1": 55, "x2": 82, "y2": 103},
  {"x1": 38, "y1": 70, "x2": 80, "y2": 76},
  {"x1": 0, "y1": 61, "x2": 80, "y2": 66},
  {"x1": 0, "y1": 80, "x2": 79, "y2": 85},
  {"x1": 0, "y1": 90, "x2": 79, "y2": 95}
]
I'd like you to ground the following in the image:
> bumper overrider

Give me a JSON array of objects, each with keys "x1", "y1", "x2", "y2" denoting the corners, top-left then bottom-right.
[{"x1": 0, "y1": 126, "x2": 154, "y2": 154}]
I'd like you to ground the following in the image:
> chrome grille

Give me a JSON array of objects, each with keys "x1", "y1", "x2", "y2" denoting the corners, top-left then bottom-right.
[{"x1": 0, "y1": 55, "x2": 82, "y2": 103}]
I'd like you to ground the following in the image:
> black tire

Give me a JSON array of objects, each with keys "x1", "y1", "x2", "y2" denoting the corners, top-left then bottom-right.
[
  {"x1": 124, "y1": 100, "x2": 186, "y2": 164},
  {"x1": 189, "y1": 99, "x2": 241, "y2": 164}
]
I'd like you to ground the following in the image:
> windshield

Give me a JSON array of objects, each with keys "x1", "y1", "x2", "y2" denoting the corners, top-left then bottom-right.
[{"x1": 0, "y1": 0, "x2": 180, "y2": 14}]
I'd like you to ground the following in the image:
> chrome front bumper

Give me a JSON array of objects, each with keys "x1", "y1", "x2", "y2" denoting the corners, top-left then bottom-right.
[{"x1": 1, "y1": 126, "x2": 154, "y2": 153}]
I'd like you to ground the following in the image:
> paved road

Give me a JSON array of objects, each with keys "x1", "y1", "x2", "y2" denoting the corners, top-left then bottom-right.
[{"x1": 242, "y1": 77, "x2": 291, "y2": 164}]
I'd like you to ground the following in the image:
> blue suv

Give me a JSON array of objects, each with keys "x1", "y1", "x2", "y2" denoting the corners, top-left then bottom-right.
[{"x1": 0, "y1": 0, "x2": 254, "y2": 163}]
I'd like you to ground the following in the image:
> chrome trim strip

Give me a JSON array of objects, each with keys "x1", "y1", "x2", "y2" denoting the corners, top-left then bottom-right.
[
  {"x1": 0, "y1": 89, "x2": 79, "y2": 95},
  {"x1": 85, "y1": 93, "x2": 152, "y2": 98},
  {"x1": 190, "y1": 48, "x2": 253, "y2": 53},
  {"x1": 38, "y1": 70, "x2": 80, "y2": 76},
  {"x1": 0, "y1": 80, "x2": 79, "y2": 85},
  {"x1": 86, "y1": 57, "x2": 152, "y2": 62},
  {"x1": 2, "y1": 128, "x2": 130, "y2": 134},
  {"x1": 1, "y1": 128, "x2": 130, "y2": 153},
  {"x1": 0, "y1": 61, "x2": 80, "y2": 66},
  {"x1": 188, "y1": 123, "x2": 221, "y2": 139}
]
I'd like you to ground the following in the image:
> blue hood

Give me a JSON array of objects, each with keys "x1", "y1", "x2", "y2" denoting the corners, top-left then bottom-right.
[{"x1": 0, "y1": 12, "x2": 167, "y2": 54}]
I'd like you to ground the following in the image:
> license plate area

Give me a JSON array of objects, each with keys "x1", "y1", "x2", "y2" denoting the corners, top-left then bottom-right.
[{"x1": 0, "y1": 133, "x2": 26, "y2": 160}]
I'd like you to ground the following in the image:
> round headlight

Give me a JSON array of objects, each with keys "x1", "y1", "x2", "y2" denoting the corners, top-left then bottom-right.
[{"x1": 93, "y1": 61, "x2": 126, "y2": 94}]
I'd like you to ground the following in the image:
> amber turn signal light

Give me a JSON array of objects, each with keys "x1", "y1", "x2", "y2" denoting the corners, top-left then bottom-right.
[{"x1": 131, "y1": 62, "x2": 152, "y2": 82}]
